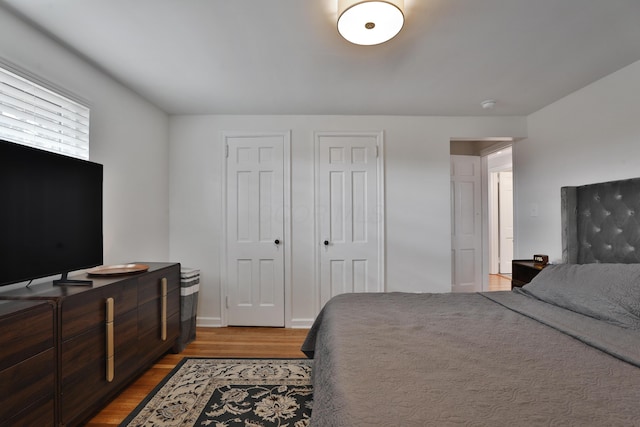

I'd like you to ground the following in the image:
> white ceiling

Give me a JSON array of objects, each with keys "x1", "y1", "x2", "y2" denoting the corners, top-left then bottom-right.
[{"x1": 2, "y1": 0, "x2": 640, "y2": 116}]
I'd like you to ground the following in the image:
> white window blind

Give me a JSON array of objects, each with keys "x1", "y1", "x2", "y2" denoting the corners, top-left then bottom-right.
[{"x1": 0, "y1": 66, "x2": 90, "y2": 160}]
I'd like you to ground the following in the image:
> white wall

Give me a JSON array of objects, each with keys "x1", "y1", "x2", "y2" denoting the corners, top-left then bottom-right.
[
  {"x1": 515, "y1": 59, "x2": 640, "y2": 263},
  {"x1": 0, "y1": 9, "x2": 171, "y2": 271},
  {"x1": 169, "y1": 115, "x2": 527, "y2": 326}
]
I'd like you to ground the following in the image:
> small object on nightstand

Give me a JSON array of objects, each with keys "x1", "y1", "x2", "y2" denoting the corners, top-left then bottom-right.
[
  {"x1": 511, "y1": 259, "x2": 548, "y2": 289},
  {"x1": 533, "y1": 254, "x2": 549, "y2": 267}
]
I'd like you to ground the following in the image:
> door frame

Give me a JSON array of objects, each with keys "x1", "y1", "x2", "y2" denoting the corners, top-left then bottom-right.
[
  {"x1": 220, "y1": 130, "x2": 292, "y2": 327},
  {"x1": 480, "y1": 142, "x2": 514, "y2": 291},
  {"x1": 313, "y1": 130, "x2": 386, "y2": 314}
]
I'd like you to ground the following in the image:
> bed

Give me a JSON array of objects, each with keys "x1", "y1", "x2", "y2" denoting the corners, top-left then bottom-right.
[{"x1": 302, "y1": 177, "x2": 640, "y2": 426}]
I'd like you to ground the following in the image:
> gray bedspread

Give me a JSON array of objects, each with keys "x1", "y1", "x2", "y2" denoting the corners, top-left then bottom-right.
[{"x1": 302, "y1": 291, "x2": 640, "y2": 426}]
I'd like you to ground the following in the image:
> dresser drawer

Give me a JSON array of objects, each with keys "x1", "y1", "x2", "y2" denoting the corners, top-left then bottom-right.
[
  {"x1": 59, "y1": 308, "x2": 138, "y2": 425},
  {"x1": 138, "y1": 311, "x2": 180, "y2": 366},
  {"x1": 0, "y1": 301, "x2": 54, "y2": 371},
  {"x1": 0, "y1": 300, "x2": 55, "y2": 426},
  {"x1": 0, "y1": 348, "x2": 55, "y2": 424},
  {"x1": 137, "y1": 266, "x2": 180, "y2": 307},
  {"x1": 60, "y1": 279, "x2": 137, "y2": 340}
]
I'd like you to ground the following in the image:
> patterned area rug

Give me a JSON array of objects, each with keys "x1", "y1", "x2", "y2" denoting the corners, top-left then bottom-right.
[{"x1": 120, "y1": 358, "x2": 313, "y2": 427}]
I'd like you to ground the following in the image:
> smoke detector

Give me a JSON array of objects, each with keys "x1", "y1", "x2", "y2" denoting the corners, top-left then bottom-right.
[{"x1": 481, "y1": 99, "x2": 496, "y2": 109}]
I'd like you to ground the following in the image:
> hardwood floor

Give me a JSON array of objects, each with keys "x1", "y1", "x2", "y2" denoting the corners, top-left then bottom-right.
[
  {"x1": 488, "y1": 274, "x2": 512, "y2": 291},
  {"x1": 85, "y1": 327, "x2": 309, "y2": 426}
]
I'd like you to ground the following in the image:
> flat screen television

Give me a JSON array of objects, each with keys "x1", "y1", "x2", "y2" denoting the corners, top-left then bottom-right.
[{"x1": 0, "y1": 139, "x2": 103, "y2": 286}]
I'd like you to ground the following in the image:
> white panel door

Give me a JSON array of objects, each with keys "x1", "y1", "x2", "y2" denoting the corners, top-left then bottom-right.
[
  {"x1": 316, "y1": 132, "x2": 384, "y2": 309},
  {"x1": 451, "y1": 155, "x2": 482, "y2": 292},
  {"x1": 226, "y1": 134, "x2": 286, "y2": 326},
  {"x1": 498, "y1": 171, "x2": 514, "y2": 274}
]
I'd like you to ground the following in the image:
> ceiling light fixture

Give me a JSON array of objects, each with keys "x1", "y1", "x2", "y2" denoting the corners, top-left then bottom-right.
[{"x1": 337, "y1": 0, "x2": 405, "y2": 46}]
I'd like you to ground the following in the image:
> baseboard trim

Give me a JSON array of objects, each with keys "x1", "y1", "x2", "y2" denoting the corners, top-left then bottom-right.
[
  {"x1": 196, "y1": 317, "x2": 223, "y2": 327},
  {"x1": 195, "y1": 317, "x2": 312, "y2": 329},
  {"x1": 290, "y1": 318, "x2": 314, "y2": 329}
]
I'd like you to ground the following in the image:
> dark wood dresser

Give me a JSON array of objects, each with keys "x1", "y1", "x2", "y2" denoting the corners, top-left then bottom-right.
[
  {"x1": 511, "y1": 259, "x2": 547, "y2": 288},
  {"x1": 0, "y1": 262, "x2": 180, "y2": 426}
]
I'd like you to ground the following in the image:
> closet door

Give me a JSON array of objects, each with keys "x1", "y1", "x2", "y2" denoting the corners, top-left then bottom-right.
[
  {"x1": 224, "y1": 132, "x2": 289, "y2": 326},
  {"x1": 315, "y1": 131, "x2": 385, "y2": 309}
]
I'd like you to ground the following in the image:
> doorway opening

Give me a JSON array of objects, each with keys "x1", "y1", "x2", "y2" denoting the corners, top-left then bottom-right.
[
  {"x1": 450, "y1": 139, "x2": 514, "y2": 292},
  {"x1": 487, "y1": 147, "x2": 513, "y2": 291}
]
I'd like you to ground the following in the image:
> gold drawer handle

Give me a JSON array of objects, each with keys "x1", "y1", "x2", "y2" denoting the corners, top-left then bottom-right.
[
  {"x1": 105, "y1": 297, "x2": 114, "y2": 382},
  {"x1": 161, "y1": 278, "x2": 167, "y2": 341}
]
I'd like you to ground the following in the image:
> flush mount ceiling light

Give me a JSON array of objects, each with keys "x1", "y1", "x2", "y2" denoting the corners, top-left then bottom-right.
[{"x1": 338, "y1": 0, "x2": 405, "y2": 46}]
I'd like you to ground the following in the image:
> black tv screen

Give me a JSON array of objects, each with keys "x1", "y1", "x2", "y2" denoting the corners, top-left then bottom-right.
[{"x1": 0, "y1": 139, "x2": 103, "y2": 286}]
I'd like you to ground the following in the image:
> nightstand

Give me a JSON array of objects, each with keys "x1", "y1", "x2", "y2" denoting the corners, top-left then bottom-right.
[{"x1": 511, "y1": 259, "x2": 546, "y2": 288}]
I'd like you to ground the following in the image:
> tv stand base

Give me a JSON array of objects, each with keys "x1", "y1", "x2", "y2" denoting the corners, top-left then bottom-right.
[
  {"x1": 53, "y1": 279, "x2": 93, "y2": 286},
  {"x1": 53, "y1": 272, "x2": 93, "y2": 286}
]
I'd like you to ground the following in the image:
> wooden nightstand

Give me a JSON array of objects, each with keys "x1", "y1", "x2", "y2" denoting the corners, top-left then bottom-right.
[{"x1": 511, "y1": 260, "x2": 546, "y2": 288}]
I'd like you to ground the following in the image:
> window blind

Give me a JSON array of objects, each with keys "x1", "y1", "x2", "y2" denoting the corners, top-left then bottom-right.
[{"x1": 0, "y1": 66, "x2": 90, "y2": 160}]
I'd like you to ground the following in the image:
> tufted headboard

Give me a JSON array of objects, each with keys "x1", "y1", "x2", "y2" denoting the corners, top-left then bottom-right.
[{"x1": 562, "y1": 177, "x2": 640, "y2": 264}]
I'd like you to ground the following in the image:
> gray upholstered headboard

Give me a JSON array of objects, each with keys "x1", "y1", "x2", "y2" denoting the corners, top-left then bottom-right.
[{"x1": 562, "y1": 177, "x2": 640, "y2": 264}]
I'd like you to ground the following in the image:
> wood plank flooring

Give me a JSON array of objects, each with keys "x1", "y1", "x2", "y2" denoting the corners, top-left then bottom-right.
[
  {"x1": 488, "y1": 274, "x2": 512, "y2": 291},
  {"x1": 85, "y1": 327, "x2": 309, "y2": 426}
]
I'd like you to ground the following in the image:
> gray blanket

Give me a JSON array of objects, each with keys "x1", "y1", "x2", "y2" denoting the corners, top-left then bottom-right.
[{"x1": 302, "y1": 292, "x2": 640, "y2": 426}]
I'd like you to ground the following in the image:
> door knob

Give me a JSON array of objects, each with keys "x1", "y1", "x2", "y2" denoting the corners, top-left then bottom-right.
[
  {"x1": 323, "y1": 240, "x2": 329, "y2": 246},
  {"x1": 274, "y1": 239, "x2": 280, "y2": 245}
]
